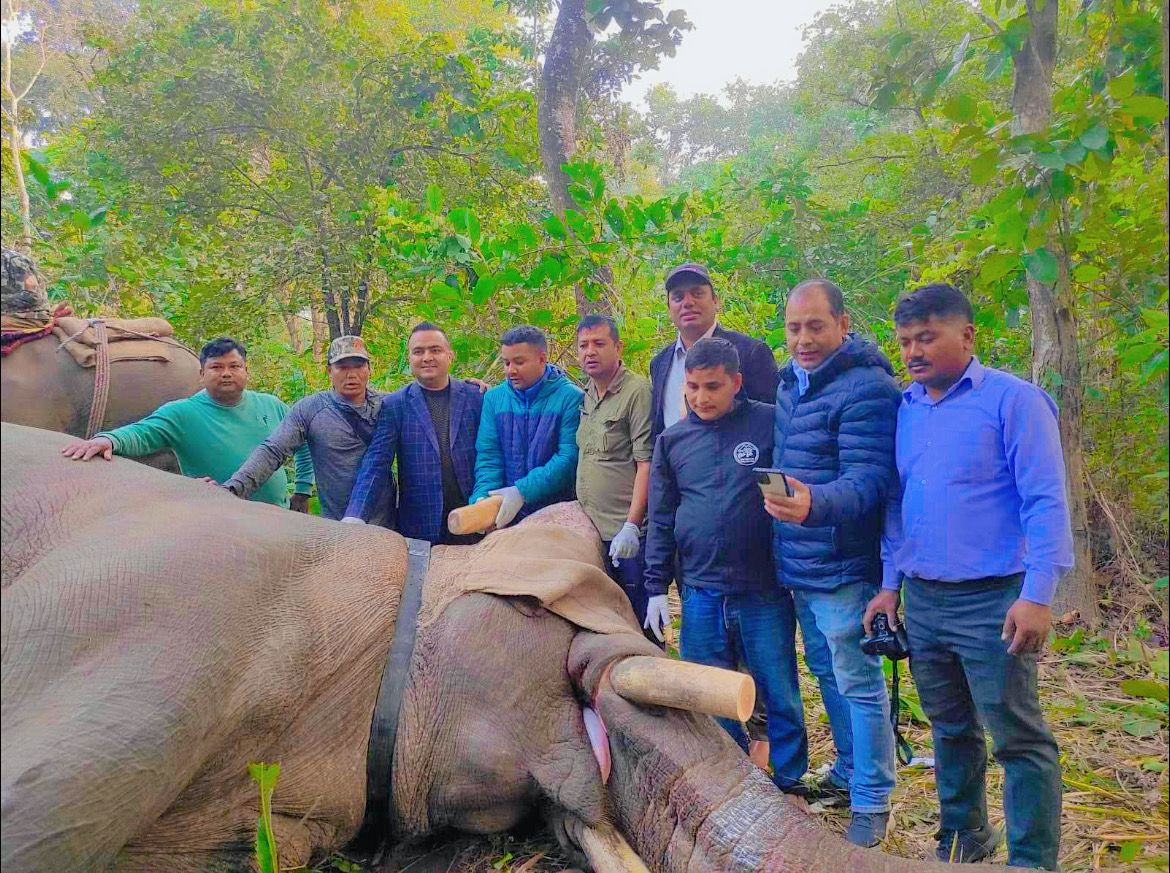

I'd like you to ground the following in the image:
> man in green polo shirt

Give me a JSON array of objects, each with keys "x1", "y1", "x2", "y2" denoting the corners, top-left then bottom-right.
[
  {"x1": 61, "y1": 337, "x2": 314, "y2": 509},
  {"x1": 575, "y1": 313, "x2": 658, "y2": 643}
]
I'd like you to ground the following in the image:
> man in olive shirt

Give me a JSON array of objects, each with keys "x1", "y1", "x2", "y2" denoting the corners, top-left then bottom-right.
[{"x1": 575, "y1": 313, "x2": 657, "y2": 641}]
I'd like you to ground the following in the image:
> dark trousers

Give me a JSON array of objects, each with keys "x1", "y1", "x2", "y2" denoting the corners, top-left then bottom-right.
[
  {"x1": 602, "y1": 536, "x2": 662, "y2": 648},
  {"x1": 905, "y1": 575, "x2": 1062, "y2": 870}
]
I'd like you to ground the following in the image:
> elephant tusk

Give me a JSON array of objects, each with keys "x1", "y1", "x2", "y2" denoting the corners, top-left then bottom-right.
[
  {"x1": 608, "y1": 655, "x2": 755, "y2": 722},
  {"x1": 578, "y1": 825, "x2": 651, "y2": 873}
]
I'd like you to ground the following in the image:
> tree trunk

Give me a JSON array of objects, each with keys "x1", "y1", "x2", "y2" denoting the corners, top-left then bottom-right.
[
  {"x1": 1, "y1": 2, "x2": 35, "y2": 253},
  {"x1": 309, "y1": 298, "x2": 328, "y2": 363},
  {"x1": 1012, "y1": 0, "x2": 1099, "y2": 625},
  {"x1": 538, "y1": 0, "x2": 596, "y2": 317}
]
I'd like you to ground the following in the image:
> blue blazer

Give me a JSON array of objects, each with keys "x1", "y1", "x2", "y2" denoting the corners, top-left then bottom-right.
[{"x1": 346, "y1": 379, "x2": 483, "y2": 542}]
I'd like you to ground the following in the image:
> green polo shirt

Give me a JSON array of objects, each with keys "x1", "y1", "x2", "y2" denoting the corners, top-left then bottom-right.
[{"x1": 575, "y1": 366, "x2": 653, "y2": 540}]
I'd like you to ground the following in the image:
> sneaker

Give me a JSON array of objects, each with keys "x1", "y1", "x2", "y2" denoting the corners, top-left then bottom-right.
[
  {"x1": 935, "y1": 825, "x2": 1001, "y2": 863},
  {"x1": 846, "y1": 811, "x2": 890, "y2": 848},
  {"x1": 805, "y1": 772, "x2": 851, "y2": 807}
]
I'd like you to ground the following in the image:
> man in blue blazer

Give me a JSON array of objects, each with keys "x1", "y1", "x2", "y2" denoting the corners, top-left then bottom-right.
[{"x1": 344, "y1": 322, "x2": 483, "y2": 544}]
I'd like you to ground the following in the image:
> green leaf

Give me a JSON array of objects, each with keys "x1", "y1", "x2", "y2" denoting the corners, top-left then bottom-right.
[
  {"x1": 542, "y1": 214, "x2": 567, "y2": 240},
  {"x1": 248, "y1": 763, "x2": 281, "y2": 873},
  {"x1": 1033, "y1": 151, "x2": 1066, "y2": 170},
  {"x1": 1024, "y1": 248, "x2": 1059, "y2": 284},
  {"x1": 941, "y1": 94, "x2": 977, "y2": 123},
  {"x1": 1118, "y1": 840, "x2": 1140, "y2": 863},
  {"x1": 1122, "y1": 715, "x2": 1161, "y2": 737},
  {"x1": 1079, "y1": 124, "x2": 1110, "y2": 151},
  {"x1": 429, "y1": 281, "x2": 461, "y2": 303},
  {"x1": 567, "y1": 182, "x2": 596, "y2": 207},
  {"x1": 1120, "y1": 679, "x2": 1169, "y2": 703},
  {"x1": 530, "y1": 308, "x2": 553, "y2": 325},
  {"x1": 870, "y1": 82, "x2": 901, "y2": 111},
  {"x1": 23, "y1": 151, "x2": 51, "y2": 189},
  {"x1": 447, "y1": 208, "x2": 481, "y2": 246},
  {"x1": 88, "y1": 206, "x2": 109, "y2": 227},
  {"x1": 1106, "y1": 70, "x2": 1136, "y2": 100},
  {"x1": 69, "y1": 209, "x2": 92, "y2": 232},
  {"x1": 425, "y1": 183, "x2": 442, "y2": 213},
  {"x1": 1072, "y1": 263, "x2": 1102, "y2": 283},
  {"x1": 979, "y1": 252, "x2": 1018, "y2": 284},
  {"x1": 1121, "y1": 95, "x2": 1169, "y2": 123},
  {"x1": 471, "y1": 275, "x2": 497, "y2": 306},
  {"x1": 970, "y1": 149, "x2": 1000, "y2": 184},
  {"x1": 603, "y1": 199, "x2": 628, "y2": 237}
]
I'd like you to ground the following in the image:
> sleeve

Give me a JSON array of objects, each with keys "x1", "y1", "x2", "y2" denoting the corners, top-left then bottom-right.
[
  {"x1": 96, "y1": 402, "x2": 183, "y2": 457},
  {"x1": 880, "y1": 474, "x2": 905, "y2": 591},
  {"x1": 224, "y1": 401, "x2": 310, "y2": 498},
  {"x1": 345, "y1": 397, "x2": 399, "y2": 522},
  {"x1": 628, "y1": 379, "x2": 654, "y2": 463},
  {"x1": 643, "y1": 434, "x2": 679, "y2": 595},
  {"x1": 744, "y1": 340, "x2": 780, "y2": 404},
  {"x1": 270, "y1": 397, "x2": 314, "y2": 494},
  {"x1": 514, "y1": 388, "x2": 582, "y2": 504},
  {"x1": 469, "y1": 392, "x2": 504, "y2": 503},
  {"x1": 804, "y1": 374, "x2": 900, "y2": 528},
  {"x1": 1003, "y1": 384, "x2": 1074, "y2": 605}
]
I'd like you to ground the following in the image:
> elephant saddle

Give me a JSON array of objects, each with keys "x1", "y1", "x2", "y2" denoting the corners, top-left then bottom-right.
[{"x1": 51, "y1": 316, "x2": 182, "y2": 368}]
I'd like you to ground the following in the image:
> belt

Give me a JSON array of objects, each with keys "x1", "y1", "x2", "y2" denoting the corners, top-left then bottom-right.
[{"x1": 354, "y1": 536, "x2": 431, "y2": 848}]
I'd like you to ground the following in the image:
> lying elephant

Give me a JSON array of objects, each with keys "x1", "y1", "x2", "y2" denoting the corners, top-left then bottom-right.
[{"x1": 1, "y1": 423, "x2": 949, "y2": 872}]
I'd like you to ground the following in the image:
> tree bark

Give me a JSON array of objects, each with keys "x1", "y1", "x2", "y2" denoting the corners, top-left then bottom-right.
[
  {"x1": 1011, "y1": 0, "x2": 1099, "y2": 625},
  {"x1": 538, "y1": 0, "x2": 596, "y2": 317},
  {"x1": 1, "y1": 0, "x2": 44, "y2": 253}
]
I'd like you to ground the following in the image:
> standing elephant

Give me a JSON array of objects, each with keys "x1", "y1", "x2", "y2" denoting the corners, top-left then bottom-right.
[{"x1": 0, "y1": 423, "x2": 952, "y2": 872}]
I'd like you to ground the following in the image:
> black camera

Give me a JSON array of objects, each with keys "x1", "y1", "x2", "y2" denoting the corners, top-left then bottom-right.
[{"x1": 860, "y1": 612, "x2": 910, "y2": 661}]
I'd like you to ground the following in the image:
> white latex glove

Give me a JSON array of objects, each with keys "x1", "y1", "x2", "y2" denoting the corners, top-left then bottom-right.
[
  {"x1": 644, "y1": 594, "x2": 670, "y2": 643},
  {"x1": 608, "y1": 522, "x2": 641, "y2": 565},
  {"x1": 341, "y1": 516, "x2": 366, "y2": 525},
  {"x1": 488, "y1": 486, "x2": 524, "y2": 529}
]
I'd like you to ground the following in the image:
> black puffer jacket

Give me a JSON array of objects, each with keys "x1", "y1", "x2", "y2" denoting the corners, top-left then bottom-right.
[{"x1": 772, "y1": 335, "x2": 901, "y2": 592}]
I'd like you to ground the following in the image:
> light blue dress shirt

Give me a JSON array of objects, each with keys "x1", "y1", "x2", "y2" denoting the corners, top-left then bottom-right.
[{"x1": 881, "y1": 357, "x2": 1074, "y2": 605}]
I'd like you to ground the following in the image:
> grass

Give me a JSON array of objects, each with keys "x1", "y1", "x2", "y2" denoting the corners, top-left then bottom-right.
[{"x1": 316, "y1": 591, "x2": 1168, "y2": 873}]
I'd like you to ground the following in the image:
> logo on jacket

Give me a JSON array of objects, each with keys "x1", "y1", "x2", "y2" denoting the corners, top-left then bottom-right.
[{"x1": 733, "y1": 442, "x2": 760, "y2": 466}]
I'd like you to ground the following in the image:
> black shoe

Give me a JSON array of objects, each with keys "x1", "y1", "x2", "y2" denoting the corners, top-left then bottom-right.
[
  {"x1": 935, "y1": 825, "x2": 1001, "y2": 863},
  {"x1": 847, "y1": 811, "x2": 890, "y2": 848},
  {"x1": 804, "y1": 772, "x2": 851, "y2": 807}
]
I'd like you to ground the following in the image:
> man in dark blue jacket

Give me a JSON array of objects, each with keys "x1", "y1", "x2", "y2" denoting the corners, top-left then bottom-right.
[
  {"x1": 644, "y1": 338, "x2": 807, "y2": 794},
  {"x1": 763, "y1": 280, "x2": 902, "y2": 847},
  {"x1": 344, "y1": 322, "x2": 483, "y2": 544}
]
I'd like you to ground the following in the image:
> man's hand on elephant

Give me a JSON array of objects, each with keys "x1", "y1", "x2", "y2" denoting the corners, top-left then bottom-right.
[
  {"x1": 341, "y1": 516, "x2": 366, "y2": 525},
  {"x1": 644, "y1": 594, "x2": 670, "y2": 643},
  {"x1": 488, "y1": 486, "x2": 524, "y2": 529},
  {"x1": 608, "y1": 522, "x2": 641, "y2": 565},
  {"x1": 863, "y1": 588, "x2": 901, "y2": 636},
  {"x1": 61, "y1": 436, "x2": 114, "y2": 461},
  {"x1": 289, "y1": 493, "x2": 311, "y2": 514}
]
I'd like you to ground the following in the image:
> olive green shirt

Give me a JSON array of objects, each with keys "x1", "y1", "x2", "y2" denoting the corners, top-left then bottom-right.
[{"x1": 575, "y1": 366, "x2": 653, "y2": 540}]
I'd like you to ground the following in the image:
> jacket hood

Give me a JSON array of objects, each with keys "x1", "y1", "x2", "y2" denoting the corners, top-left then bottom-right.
[{"x1": 780, "y1": 333, "x2": 894, "y2": 387}]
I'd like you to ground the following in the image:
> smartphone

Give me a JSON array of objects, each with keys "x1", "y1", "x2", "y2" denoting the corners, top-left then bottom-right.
[{"x1": 753, "y1": 467, "x2": 794, "y2": 498}]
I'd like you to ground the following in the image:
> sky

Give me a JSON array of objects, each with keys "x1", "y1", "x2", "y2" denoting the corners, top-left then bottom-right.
[{"x1": 621, "y1": 0, "x2": 839, "y2": 108}]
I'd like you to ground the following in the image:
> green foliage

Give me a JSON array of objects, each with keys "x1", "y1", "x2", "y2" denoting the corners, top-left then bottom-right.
[{"x1": 248, "y1": 762, "x2": 281, "y2": 873}]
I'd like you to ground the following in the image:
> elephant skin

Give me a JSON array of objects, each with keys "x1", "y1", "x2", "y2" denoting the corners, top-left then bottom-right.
[
  {"x1": 0, "y1": 330, "x2": 200, "y2": 469},
  {"x1": 0, "y1": 423, "x2": 956, "y2": 872}
]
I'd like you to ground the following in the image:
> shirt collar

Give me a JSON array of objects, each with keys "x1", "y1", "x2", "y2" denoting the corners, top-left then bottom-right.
[
  {"x1": 674, "y1": 321, "x2": 719, "y2": 356},
  {"x1": 905, "y1": 356, "x2": 984, "y2": 404},
  {"x1": 588, "y1": 364, "x2": 628, "y2": 400}
]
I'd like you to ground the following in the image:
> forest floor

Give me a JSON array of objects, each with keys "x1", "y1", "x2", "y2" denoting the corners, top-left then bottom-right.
[{"x1": 321, "y1": 584, "x2": 1169, "y2": 873}]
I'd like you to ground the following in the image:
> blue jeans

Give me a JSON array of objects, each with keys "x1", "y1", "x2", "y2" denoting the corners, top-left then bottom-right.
[
  {"x1": 794, "y1": 583, "x2": 896, "y2": 813},
  {"x1": 905, "y1": 575, "x2": 1061, "y2": 870},
  {"x1": 679, "y1": 584, "x2": 807, "y2": 790}
]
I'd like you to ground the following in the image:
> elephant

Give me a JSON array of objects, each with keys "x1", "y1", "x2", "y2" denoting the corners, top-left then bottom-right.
[
  {"x1": 0, "y1": 423, "x2": 954, "y2": 873},
  {"x1": 0, "y1": 326, "x2": 200, "y2": 467}
]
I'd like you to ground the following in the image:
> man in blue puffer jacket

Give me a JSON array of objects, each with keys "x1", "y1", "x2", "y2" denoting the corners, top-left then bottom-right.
[
  {"x1": 762, "y1": 280, "x2": 902, "y2": 848},
  {"x1": 470, "y1": 325, "x2": 584, "y2": 528}
]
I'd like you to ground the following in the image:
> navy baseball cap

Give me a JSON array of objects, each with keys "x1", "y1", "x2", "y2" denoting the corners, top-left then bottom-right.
[{"x1": 665, "y1": 262, "x2": 713, "y2": 291}]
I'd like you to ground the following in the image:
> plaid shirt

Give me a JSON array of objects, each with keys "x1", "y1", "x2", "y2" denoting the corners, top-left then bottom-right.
[{"x1": 346, "y1": 379, "x2": 482, "y2": 542}]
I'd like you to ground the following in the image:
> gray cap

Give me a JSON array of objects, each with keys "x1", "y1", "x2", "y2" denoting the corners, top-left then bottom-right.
[
  {"x1": 327, "y1": 334, "x2": 371, "y2": 364},
  {"x1": 665, "y1": 262, "x2": 712, "y2": 291}
]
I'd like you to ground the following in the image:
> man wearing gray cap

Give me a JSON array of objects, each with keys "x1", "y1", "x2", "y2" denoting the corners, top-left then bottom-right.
[
  {"x1": 223, "y1": 335, "x2": 393, "y2": 525},
  {"x1": 649, "y1": 262, "x2": 780, "y2": 441}
]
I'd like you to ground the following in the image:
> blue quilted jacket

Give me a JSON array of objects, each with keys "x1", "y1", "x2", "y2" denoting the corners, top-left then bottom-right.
[
  {"x1": 470, "y1": 364, "x2": 584, "y2": 520},
  {"x1": 772, "y1": 335, "x2": 901, "y2": 592}
]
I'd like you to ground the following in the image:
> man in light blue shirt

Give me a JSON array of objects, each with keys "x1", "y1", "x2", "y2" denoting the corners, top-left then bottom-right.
[{"x1": 865, "y1": 283, "x2": 1071, "y2": 870}]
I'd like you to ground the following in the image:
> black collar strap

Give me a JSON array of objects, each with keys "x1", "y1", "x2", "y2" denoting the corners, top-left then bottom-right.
[{"x1": 355, "y1": 536, "x2": 431, "y2": 849}]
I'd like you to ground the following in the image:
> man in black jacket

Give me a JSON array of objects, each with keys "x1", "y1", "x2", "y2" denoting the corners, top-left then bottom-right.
[
  {"x1": 648, "y1": 262, "x2": 779, "y2": 441},
  {"x1": 643, "y1": 338, "x2": 808, "y2": 794}
]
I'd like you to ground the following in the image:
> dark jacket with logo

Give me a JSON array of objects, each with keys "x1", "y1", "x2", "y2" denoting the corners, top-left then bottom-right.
[
  {"x1": 772, "y1": 335, "x2": 901, "y2": 592},
  {"x1": 645, "y1": 398, "x2": 775, "y2": 595},
  {"x1": 648, "y1": 325, "x2": 779, "y2": 441}
]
